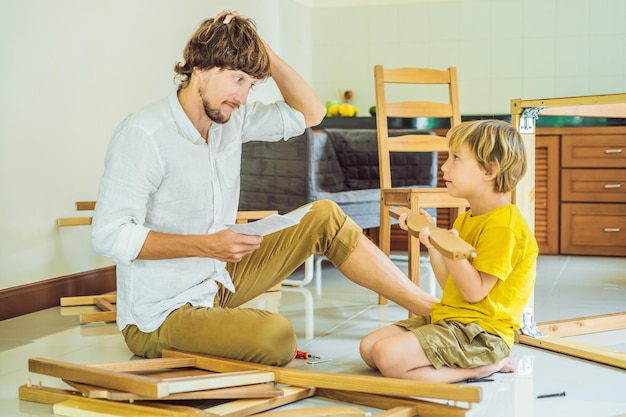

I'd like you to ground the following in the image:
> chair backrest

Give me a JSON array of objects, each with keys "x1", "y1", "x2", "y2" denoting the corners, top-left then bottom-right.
[{"x1": 374, "y1": 65, "x2": 461, "y2": 190}]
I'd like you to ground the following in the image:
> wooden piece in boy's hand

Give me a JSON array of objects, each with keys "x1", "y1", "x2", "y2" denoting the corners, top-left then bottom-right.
[{"x1": 389, "y1": 208, "x2": 476, "y2": 260}]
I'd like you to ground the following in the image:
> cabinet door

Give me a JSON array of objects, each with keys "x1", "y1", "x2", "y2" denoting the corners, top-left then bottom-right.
[
  {"x1": 535, "y1": 135, "x2": 560, "y2": 254},
  {"x1": 562, "y1": 135, "x2": 626, "y2": 168},
  {"x1": 561, "y1": 169, "x2": 626, "y2": 203},
  {"x1": 561, "y1": 203, "x2": 626, "y2": 256}
]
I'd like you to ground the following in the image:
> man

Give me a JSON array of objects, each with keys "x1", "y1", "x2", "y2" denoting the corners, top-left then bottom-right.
[{"x1": 92, "y1": 11, "x2": 438, "y2": 366}]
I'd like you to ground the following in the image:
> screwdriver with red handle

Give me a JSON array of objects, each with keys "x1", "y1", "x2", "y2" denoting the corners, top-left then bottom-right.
[{"x1": 295, "y1": 349, "x2": 320, "y2": 359}]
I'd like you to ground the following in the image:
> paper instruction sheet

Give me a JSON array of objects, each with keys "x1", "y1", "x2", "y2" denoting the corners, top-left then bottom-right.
[{"x1": 226, "y1": 204, "x2": 312, "y2": 236}]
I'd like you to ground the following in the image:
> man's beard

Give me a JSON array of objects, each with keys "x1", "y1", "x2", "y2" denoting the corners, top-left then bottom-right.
[{"x1": 202, "y1": 96, "x2": 229, "y2": 124}]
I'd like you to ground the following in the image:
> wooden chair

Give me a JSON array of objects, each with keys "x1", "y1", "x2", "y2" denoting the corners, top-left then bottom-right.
[{"x1": 374, "y1": 65, "x2": 469, "y2": 305}]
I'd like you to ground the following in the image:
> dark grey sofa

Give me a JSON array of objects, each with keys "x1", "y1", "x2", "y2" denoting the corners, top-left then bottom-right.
[{"x1": 239, "y1": 128, "x2": 438, "y2": 230}]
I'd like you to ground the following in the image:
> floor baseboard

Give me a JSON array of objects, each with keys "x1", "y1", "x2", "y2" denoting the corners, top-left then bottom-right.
[{"x1": 0, "y1": 266, "x2": 116, "y2": 321}]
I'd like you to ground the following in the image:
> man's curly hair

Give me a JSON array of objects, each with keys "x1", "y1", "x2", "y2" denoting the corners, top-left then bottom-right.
[{"x1": 174, "y1": 12, "x2": 271, "y2": 89}]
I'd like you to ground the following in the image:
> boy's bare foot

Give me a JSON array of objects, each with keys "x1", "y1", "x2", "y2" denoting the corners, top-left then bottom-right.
[{"x1": 473, "y1": 357, "x2": 515, "y2": 379}]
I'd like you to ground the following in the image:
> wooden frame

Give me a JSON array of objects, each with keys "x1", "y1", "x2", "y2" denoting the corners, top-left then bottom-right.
[
  {"x1": 511, "y1": 93, "x2": 626, "y2": 370},
  {"x1": 23, "y1": 351, "x2": 482, "y2": 416},
  {"x1": 61, "y1": 294, "x2": 117, "y2": 324}
]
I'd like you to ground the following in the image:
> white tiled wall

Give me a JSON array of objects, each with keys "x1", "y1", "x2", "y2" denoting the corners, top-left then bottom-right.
[{"x1": 311, "y1": 0, "x2": 626, "y2": 115}]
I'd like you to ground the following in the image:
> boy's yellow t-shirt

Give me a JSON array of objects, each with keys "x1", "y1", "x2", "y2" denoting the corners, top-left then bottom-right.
[{"x1": 429, "y1": 204, "x2": 539, "y2": 347}]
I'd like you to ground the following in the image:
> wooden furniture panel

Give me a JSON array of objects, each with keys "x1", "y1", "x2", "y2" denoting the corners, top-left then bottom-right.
[
  {"x1": 561, "y1": 169, "x2": 626, "y2": 203},
  {"x1": 561, "y1": 203, "x2": 626, "y2": 256},
  {"x1": 535, "y1": 135, "x2": 560, "y2": 254},
  {"x1": 561, "y1": 134, "x2": 626, "y2": 168},
  {"x1": 558, "y1": 130, "x2": 626, "y2": 256}
]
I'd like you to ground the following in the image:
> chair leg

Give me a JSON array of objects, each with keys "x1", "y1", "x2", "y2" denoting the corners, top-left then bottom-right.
[
  {"x1": 406, "y1": 195, "x2": 421, "y2": 317},
  {"x1": 283, "y1": 255, "x2": 316, "y2": 287},
  {"x1": 407, "y1": 235, "x2": 421, "y2": 318},
  {"x1": 378, "y1": 205, "x2": 392, "y2": 305}
]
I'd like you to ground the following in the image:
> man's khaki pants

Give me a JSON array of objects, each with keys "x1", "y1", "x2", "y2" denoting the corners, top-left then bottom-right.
[{"x1": 122, "y1": 199, "x2": 362, "y2": 365}]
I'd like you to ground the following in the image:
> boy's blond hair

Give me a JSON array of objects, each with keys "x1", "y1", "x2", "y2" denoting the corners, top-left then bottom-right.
[
  {"x1": 174, "y1": 12, "x2": 271, "y2": 89},
  {"x1": 447, "y1": 119, "x2": 527, "y2": 193}
]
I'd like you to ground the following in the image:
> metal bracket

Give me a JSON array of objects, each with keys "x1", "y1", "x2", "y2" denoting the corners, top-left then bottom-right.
[
  {"x1": 519, "y1": 107, "x2": 544, "y2": 134},
  {"x1": 520, "y1": 308, "x2": 546, "y2": 338}
]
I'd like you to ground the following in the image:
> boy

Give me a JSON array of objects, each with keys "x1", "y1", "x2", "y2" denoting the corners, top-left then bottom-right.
[{"x1": 360, "y1": 119, "x2": 538, "y2": 383}]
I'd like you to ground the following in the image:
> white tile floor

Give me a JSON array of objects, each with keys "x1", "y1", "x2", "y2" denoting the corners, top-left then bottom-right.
[{"x1": 1, "y1": 255, "x2": 625, "y2": 416}]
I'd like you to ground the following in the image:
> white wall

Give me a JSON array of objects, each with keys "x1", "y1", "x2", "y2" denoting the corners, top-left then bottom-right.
[
  {"x1": 312, "y1": 0, "x2": 626, "y2": 115},
  {"x1": 0, "y1": 0, "x2": 311, "y2": 290}
]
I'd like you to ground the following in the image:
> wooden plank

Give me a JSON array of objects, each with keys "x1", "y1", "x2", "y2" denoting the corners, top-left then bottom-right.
[
  {"x1": 94, "y1": 296, "x2": 116, "y2": 312},
  {"x1": 61, "y1": 294, "x2": 116, "y2": 307},
  {"x1": 29, "y1": 357, "x2": 170, "y2": 398},
  {"x1": 511, "y1": 93, "x2": 626, "y2": 115},
  {"x1": 538, "y1": 102, "x2": 626, "y2": 118},
  {"x1": 52, "y1": 398, "x2": 196, "y2": 417},
  {"x1": 76, "y1": 201, "x2": 96, "y2": 210},
  {"x1": 165, "y1": 371, "x2": 275, "y2": 394},
  {"x1": 57, "y1": 217, "x2": 92, "y2": 226},
  {"x1": 389, "y1": 208, "x2": 476, "y2": 260},
  {"x1": 374, "y1": 407, "x2": 420, "y2": 417},
  {"x1": 163, "y1": 349, "x2": 481, "y2": 405},
  {"x1": 537, "y1": 312, "x2": 626, "y2": 337},
  {"x1": 88, "y1": 357, "x2": 196, "y2": 372},
  {"x1": 19, "y1": 383, "x2": 84, "y2": 405},
  {"x1": 19, "y1": 385, "x2": 189, "y2": 417},
  {"x1": 252, "y1": 406, "x2": 366, "y2": 416},
  {"x1": 80, "y1": 310, "x2": 117, "y2": 323},
  {"x1": 203, "y1": 386, "x2": 316, "y2": 417},
  {"x1": 316, "y1": 388, "x2": 468, "y2": 417},
  {"x1": 234, "y1": 210, "x2": 278, "y2": 223},
  {"x1": 518, "y1": 334, "x2": 626, "y2": 369},
  {"x1": 65, "y1": 379, "x2": 284, "y2": 401}
]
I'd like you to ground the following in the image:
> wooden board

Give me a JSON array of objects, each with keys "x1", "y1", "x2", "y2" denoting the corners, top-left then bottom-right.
[
  {"x1": 517, "y1": 334, "x2": 626, "y2": 369},
  {"x1": 252, "y1": 406, "x2": 366, "y2": 417},
  {"x1": 52, "y1": 398, "x2": 179, "y2": 417},
  {"x1": 202, "y1": 386, "x2": 316, "y2": 417},
  {"x1": 19, "y1": 385, "x2": 189, "y2": 417},
  {"x1": 537, "y1": 312, "x2": 626, "y2": 337},
  {"x1": 372, "y1": 407, "x2": 420, "y2": 417},
  {"x1": 65, "y1": 379, "x2": 283, "y2": 401},
  {"x1": 61, "y1": 294, "x2": 116, "y2": 307},
  {"x1": 315, "y1": 388, "x2": 468, "y2": 417},
  {"x1": 20, "y1": 383, "x2": 312, "y2": 417},
  {"x1": 88, "y1": 357, "x2": 196, "y2": 371},
  {"x1": 389, "y1": 208, "x2": 476, "y2": 260}
]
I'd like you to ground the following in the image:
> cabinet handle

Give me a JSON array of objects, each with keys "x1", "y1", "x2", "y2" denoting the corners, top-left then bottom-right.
[
  {"x1": 604, "y1": 183, "x2": 622, "y2": 189},
  {"x1": 603, "y1": 228, "x2": 621, "y2": 233},
  {"x1": 604, "y1": 148, "x2": 623, "y2": 154}
]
